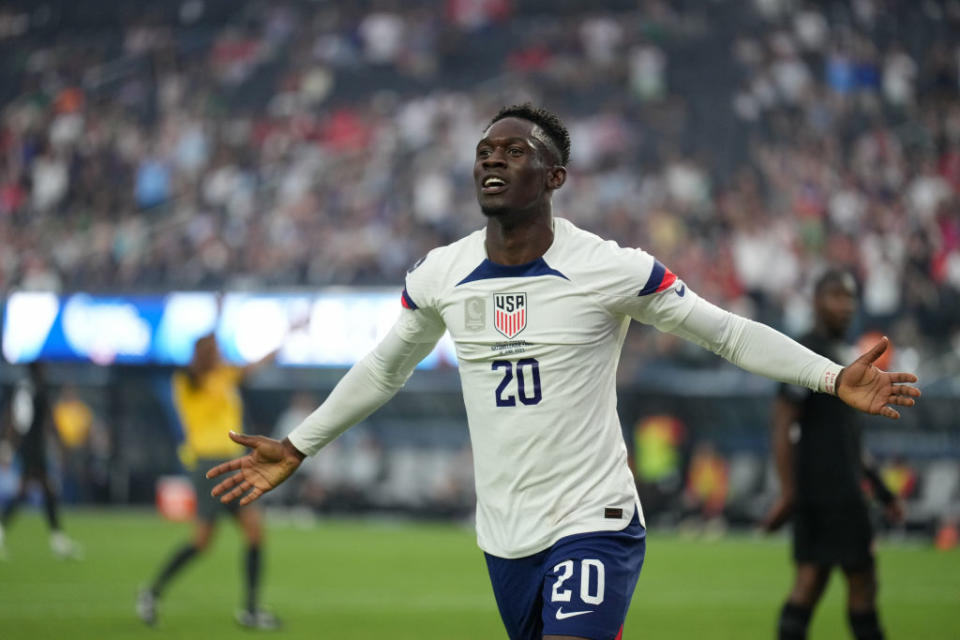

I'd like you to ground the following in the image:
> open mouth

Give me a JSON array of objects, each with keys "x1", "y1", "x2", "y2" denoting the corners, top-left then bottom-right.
[{"x1": 481, "y1": 176, "x2": 508, "y2": 194}]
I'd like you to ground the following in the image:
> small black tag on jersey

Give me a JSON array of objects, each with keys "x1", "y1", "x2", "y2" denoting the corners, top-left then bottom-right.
[{"x1": 604, "y1": 507, "x2": 623, "y2": 519}]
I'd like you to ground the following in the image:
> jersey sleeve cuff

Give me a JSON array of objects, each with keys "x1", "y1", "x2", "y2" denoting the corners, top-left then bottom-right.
[
  {"x1": 820, "y1": 362, "x2": 843, "y2": 395},
  {"x1": 285, "y1": 429, "x2": 317, "y2": 458}
]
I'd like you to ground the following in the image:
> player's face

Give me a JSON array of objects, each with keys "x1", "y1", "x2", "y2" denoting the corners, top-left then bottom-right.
[
  {"x1": 193, "y1": 336, "x2": 221, "y2": 371},
  {"x1": 473, "y1": 118, "x2": 563, "y2": 218},
  {"x1": 816, "y1": 279, "x2": 856, "y2": 335}
]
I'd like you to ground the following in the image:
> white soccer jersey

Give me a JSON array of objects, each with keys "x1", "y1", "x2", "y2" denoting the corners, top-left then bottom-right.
[{"x1": 397, "y1": 217, "x2": 696, "y2": 558}]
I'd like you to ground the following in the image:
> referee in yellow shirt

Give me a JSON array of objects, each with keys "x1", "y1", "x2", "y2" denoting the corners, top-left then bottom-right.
[{"x1": 137, "y1": 334, "x2": 280, "y2": 629}]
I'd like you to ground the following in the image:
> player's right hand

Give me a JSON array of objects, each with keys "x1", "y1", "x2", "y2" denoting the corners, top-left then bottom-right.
[
  {"x1": 206, "y1": 432, "x2": 306, "y2": 506},
  {"x1": 761, "y1": 494, "x2": 794, "y2": 533}
]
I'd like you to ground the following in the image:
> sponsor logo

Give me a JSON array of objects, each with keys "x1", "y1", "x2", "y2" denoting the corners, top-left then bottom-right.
[
  {"x1": 676, "y1": 283, "x2": 686, "y2": 297},
  {"x1": 465, "y1": 296, "x2": 485, "y2": 331},
  {"x1": 493, "y1": 292, "x2": 527, "y2": 339},
  {"x1": 555, "y1": 608, "x2": 594, "y2": 620}
]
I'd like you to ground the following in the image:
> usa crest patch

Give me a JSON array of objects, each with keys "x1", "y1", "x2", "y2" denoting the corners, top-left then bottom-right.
[{"x1": 493, "y1": 292, "x2": 527, "y2": 339}]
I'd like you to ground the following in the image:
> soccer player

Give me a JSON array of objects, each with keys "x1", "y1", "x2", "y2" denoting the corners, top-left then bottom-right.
[
  {"x1": 208, "y1": 105, "x2": 920, "y2": 640},
  {"x1": 136, "y1": 334, "x2": 280, "y2": 630},
  {"x1": 0, "y1": 361, "x2": 82, "y2": 560},
  {"x1": 763, "y1": 270, "x2": 905, "y2": 640}
]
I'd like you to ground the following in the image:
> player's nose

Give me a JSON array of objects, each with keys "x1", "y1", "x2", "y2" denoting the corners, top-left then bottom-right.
[{"x1": 481, "y1": 149, "x2": 508, "y2": 168}]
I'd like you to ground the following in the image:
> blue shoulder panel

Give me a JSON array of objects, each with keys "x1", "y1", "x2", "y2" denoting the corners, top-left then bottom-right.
[
  {"x1": 637, "y1": 259, "x2": 666, "y2": 296},
  {"x1": 455, "y1": 258, "x2": 569, "y2": 286}
]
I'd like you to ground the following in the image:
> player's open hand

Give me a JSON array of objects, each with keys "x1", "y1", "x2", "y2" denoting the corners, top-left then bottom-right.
[
  {"x1": 836, "y1": 337, "x2": 920, "y2": 419},
  {"x1": 206, "y1": 432, "x2": 306, "y2": 506}
]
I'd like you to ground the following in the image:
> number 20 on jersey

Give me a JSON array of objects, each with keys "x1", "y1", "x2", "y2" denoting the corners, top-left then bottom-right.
[{"x1": 492, "y1": 358, "x2": 542, "y2": 407}]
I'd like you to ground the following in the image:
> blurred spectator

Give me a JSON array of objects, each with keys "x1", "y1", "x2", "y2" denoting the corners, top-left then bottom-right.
[
  {"x1": 880, "y1": 457, "x2": 919, "y2": 501},
  {"x1": 684, "y1": 442, "x2": 730, "y2": 522},
  {"x1": 632, "y1": 414, "x2": 687, "y2": 522},
  {"x1": 53, "y1": 386, "x2": 108, "y2": 502}
]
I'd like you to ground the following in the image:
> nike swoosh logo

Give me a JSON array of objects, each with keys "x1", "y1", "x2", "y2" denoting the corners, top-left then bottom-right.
[
  {"x1": 676, "y1": 284, "x2": 686, "y2": 297},
  {"x1": 556, "y1": 608, "x2": 594, "y2": 620}
]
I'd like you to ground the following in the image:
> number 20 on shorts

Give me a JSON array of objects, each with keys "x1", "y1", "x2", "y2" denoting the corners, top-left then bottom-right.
[{"x1": 551, "y1": 558, "x2": 606, "y2": 605}]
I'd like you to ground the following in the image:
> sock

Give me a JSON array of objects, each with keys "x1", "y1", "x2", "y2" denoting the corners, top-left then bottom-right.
[
  {"x1": 246, "y1": 545, "x2": 261, "y2": 612},
  {"x1": 151, "y1": 544, "x2": 199, "y2": 596},
  {"x1": 778, "y1": 602, "x2": 812, "y2": 640},
  {"x1": 849, "y1": 610, "x2": 884, "y2": 640},
  {"x1": 42, "y1": 483, "x2": 61, "y2": 531}
]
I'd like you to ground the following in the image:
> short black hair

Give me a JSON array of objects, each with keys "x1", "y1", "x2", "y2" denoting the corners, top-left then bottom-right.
[
  {"x1": 488, "y1": 103, "x2": 570, "y2": 166},
  {"x1": 814, "y1": 268, "x2": 857, "y2": 297}
]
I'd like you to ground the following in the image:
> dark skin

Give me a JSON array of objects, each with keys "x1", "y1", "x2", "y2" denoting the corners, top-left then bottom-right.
[
  {"x1": 473, "y1": 117, "x2": 566, "y2": 265},
  {"x1": 763, "y1": 278, "x2": 906, "y2": 617},
  {"x1": 207, "y1": 116, "x2": 920, "y2": 640}
]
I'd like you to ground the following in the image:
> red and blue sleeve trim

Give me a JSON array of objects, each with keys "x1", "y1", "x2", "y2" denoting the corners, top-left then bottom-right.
[
  {"x1": 400, "y1": 288, "x2": 419, "y2": 310},
  {"x1": 637, "y1": 259, "x2": 677, "y2": 296}
]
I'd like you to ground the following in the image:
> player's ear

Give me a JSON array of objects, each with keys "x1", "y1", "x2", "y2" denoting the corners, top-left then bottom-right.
[{"x1": 546, "y1": 166, "x2": 566, "y2": 190}]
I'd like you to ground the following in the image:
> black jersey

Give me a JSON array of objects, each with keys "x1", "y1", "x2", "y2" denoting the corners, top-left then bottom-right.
[
  {"x1": 11, "y1": 378, "x2": 51, "y2": 467},
  {"x1": 779, "y1": 332, "x2": 863, "y2": 505}
]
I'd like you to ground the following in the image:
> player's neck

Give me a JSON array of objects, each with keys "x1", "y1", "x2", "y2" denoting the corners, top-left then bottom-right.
[{"x1": 484, "y1": 212, "x2": 554, "y2": 265}]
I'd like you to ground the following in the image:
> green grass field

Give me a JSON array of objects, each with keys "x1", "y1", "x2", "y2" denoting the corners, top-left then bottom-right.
[{"x1": 0, "y1": 510, "x2": 957, "y2": 639}]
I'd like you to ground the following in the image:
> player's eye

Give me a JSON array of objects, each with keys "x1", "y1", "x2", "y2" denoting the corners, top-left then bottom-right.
[
  {"x1": 508, "y1": 147, "x2": 523, "y2": 156},
  {"x1": 477, "y1": 148, "x2": 491, "y2": 158}
]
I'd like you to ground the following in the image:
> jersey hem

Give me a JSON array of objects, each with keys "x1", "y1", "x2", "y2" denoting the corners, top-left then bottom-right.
[{"x1": 477, "y1": 502, "x2": 641, "y2": 560}]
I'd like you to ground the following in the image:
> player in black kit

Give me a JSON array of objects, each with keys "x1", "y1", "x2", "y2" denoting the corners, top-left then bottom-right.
[
  {"x1": 764, "y1": 270, "x2": 903, "y2": 640},
  {"x1": 0, "y1": 361, "x2": 81, "y2": 559}
]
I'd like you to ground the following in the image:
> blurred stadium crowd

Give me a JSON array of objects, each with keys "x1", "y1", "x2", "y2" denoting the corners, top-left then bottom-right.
[
  {"x1": 1, "y1": 0, "x2": 959, "y2": 532},
  {"x1": 1, "y1": 0, "x2": 959, "y2": 351}
]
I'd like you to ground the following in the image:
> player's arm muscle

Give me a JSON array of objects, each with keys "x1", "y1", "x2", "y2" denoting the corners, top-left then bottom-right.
[{"x1": 286, "y1": 311, "x2": 442, "y2": 456}]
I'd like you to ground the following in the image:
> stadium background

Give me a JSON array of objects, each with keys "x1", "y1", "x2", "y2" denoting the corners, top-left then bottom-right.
[{"x1": 0, "y1": 0, "x2": 958, "y2": 637}]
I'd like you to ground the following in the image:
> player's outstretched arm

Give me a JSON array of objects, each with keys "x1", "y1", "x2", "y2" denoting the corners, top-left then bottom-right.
[
  {"x1": 835, "y1": 337, "x2": 920, "y2": 420},
  {"x1": 207, "y1": 432, "x2": 306, "y2": 506},
  {"x1": 656, "y1": 294, "x2": 921, "y2": 419}
]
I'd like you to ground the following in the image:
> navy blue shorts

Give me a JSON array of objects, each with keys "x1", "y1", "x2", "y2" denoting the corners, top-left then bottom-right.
[{"x1": 485, "y1": 512, "x2": 646, "y2": 640}]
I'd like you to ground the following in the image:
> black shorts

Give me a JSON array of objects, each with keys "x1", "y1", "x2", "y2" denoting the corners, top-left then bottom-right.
[
  {"x1": 192, "y1": 458, "x2": 242, "y2": 522},
  {"x1": 18, "y1": 447, "x2": 48, "y2": 479},
  {"x1": 793, "y1": 500, "x2": 874, "y2": 571}
]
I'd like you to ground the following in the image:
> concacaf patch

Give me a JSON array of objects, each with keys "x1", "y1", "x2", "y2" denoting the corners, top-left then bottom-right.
[{"x1": 493, "y1": 292, "x2": 526, "y2": 339}]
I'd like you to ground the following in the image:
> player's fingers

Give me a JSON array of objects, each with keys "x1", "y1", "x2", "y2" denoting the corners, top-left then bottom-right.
[
  {"x1": 238, "y1": 487, "x2": 264, "y2": 506},
  {"x1": 221, "y1": 480, "x2": 252, "y2": 504},
  {"x1": 888, "y1": 371, "x2": 918, "y2": 384},
  {"x1": 890, "y1": 383, "x2": 921, "y2": 396},
  {"x1": 860, "y1": 336, "x2": 889, "y2": 365},
  {"x1": 205, "y1": 458, "x2": 241, "y2": 479},
  {"x1": 211, "y1": 471, "x2": 245, "y2": 497},
  {"x1": 878, "y1": 406, "x2": 900, "y2": 420},
  {"x1": 888, "y1": 396, "x2": 915, "y2": 407},
  {"x1": 228, "y1": 430, "x2": 259, "y2": 447}
]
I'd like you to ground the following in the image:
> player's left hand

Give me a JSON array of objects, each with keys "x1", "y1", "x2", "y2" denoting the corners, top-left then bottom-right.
[
  {"x1": 884, "y1": 498, "x2": 906, "y2": 525},
  {"x1": 836, "y1": 337, "x2": 920, "y2": 419}
]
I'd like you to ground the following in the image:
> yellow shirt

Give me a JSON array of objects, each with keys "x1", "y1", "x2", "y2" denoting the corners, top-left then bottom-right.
[
  {"x1": 172, "y1": 365, "x2": 245, "y2": 466},
  {"x1": 54, "y1": 399, "x2": 93, "y2": 448}
]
